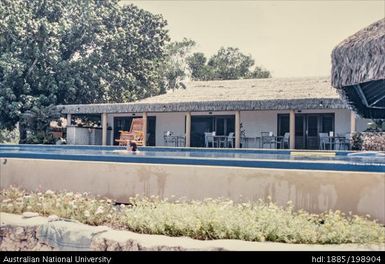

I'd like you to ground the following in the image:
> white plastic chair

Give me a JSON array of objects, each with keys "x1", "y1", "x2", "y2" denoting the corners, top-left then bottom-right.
[
  {"x1": 278, "y1": 132, "x2": 290, "y2": 149},
  {"x1": 319, "y1": 133, "x2": 330, "y2": 150},
  {"x1": 226, "y1": 132, "x2": 235, "y2": 148},
  {"x1": 204, "y1": 132, "x2": 216, "y2": 148}
]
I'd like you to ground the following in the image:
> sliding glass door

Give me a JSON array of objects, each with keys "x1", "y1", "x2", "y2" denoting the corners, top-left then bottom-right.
[
  {"x1": 278, "y1": 113, "x2": 335, "y2": 149},
  {"x1": 190, "y1": 115, "x2": 235, "y2": 147}
]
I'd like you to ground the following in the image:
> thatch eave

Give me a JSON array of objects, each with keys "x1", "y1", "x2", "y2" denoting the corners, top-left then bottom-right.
[
  {"x1": 58, "y1": 98, "x2": 347, "y2": 115},
  {"x1": 331, "y1": 18, "x2": 385, "y2": 88}
]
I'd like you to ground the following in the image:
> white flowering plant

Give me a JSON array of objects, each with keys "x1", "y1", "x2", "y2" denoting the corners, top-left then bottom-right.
[{"x1": 1, "y1": 187, "x2": 384, "y2": 244}]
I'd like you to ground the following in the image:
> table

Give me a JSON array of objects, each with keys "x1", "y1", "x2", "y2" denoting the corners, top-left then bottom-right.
[
  {"x1": 328, "y1": 136, "x2": 347, "y2": 150},
  {"x1": 164, "y1": 135, "x2": 185, "y2": 147},
  {"x1": 213, "y1": 135, "x2": 229, "y2": 148},
  {"x1": 241, "y1": 137, "x2": 261, "y2": 148},
  {"x1": 261, "y1": 135, "x2": 283, "y2": 149}
]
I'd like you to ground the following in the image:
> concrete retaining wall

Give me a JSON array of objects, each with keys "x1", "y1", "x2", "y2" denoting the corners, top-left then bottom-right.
[{"x1": 0, "y1": 158, "x2": 384, "y2": 224}]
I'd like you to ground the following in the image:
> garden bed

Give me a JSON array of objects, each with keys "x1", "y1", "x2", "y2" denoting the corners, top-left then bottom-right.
[{"x1": 1, "y1": 187, "x2": 384, "y2": 245}]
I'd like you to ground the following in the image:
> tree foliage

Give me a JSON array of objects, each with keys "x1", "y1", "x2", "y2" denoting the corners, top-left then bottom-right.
[
  {"x1": 186, "y1": 52, "x2": 213, "y2": 81},
  {"x1": 187, "y1": 47, "x2": 271, "y2": 81},
  {"x1": 0, "y1": 0, "x2": 169, "y2": 142},
  {"x1": 160, "y1": 38, "x2": 195, "y2": 91}
]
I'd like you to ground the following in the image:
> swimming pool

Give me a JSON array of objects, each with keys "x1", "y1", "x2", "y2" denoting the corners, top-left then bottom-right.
[
  {"x1": 0, "y1": 144, "x2": 384, "y2": 172},
  {"x1": 1, "y1": 144, "x2": 384, "y2": 224}
]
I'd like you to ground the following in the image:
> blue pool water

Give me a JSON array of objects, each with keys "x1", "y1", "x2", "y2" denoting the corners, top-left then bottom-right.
[{"x1": 0, "y1": 144, "x2": 384, "y2": 173}]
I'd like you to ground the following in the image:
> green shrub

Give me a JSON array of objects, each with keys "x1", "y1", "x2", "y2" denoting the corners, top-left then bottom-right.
[{"x1": 1, "y1": 187, "x2": 384, "y2": 244}]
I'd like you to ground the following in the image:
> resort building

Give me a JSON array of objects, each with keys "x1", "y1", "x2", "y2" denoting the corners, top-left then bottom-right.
[{"x1": 60, "y1": 76, "x2": 370, "y2": 149}]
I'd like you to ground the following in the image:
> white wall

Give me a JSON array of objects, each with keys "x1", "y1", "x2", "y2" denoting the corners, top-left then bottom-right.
[
  {"x1": 356, "y1": 118, "x2": 370, "y2": 132},
  {"x1": 333, "y1": 109, "x2": 351, "y2": 135},
  {"x1": 155, "y1": 113, "x2": 186, "y2": 146},
  {"x1": 241, "y1": 111, "x2": 279, "y2": 137},
  {"x1": 66, "y1": 126, "x2": 112, "y2": 145}
]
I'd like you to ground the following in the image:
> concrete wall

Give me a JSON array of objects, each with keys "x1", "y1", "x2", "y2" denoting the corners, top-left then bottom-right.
[
  {"x1": 356, "y1": 118, "x2": 370, "y2": 132},
  {"x1": 1, "y1": 158, "x2": 384, "y2": 224},
  {"x1": 155, "y1": 113, "x2": 185, "y2": 146},
  {"x1": 66, "y1": 126, "x2": 112, "y2": 145}
]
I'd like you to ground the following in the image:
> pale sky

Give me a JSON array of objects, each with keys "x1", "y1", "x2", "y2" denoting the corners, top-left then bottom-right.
[{"x1": 121, "y1": 0, "x2": 384, "y2": 78}]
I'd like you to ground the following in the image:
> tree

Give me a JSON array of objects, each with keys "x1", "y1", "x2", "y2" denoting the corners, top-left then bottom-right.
[
  {"x1": 186, "y1": 52, "x2": 213, "y2": 81},
  {"x1": 0, "y1": 0, "x2": 169, "y2": 143},
  {"x1": 160, "y1": 38, "x2": 195, "y2": 91},
  {"x1": 247, "y1": 66, "x2": 272, "y2": 79},
  {"x1": 208, "y1": 47, "x2": 255, "y2": 80},
  {"x1": 0, "y1": 128, "x2": 19, "y2": 144},
  {"x1": 186, "y1": 47, "x2": 271, "y2": 81}
]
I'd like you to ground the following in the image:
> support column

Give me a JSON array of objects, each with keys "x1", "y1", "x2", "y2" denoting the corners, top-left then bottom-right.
[
  {"x1": 185, "y1": 112, "x2": 191, "y2": 147},
  {"x1": 67, "y1": 114, "x2": 72, "y2": 126},
  {"x1": 142, "y1": 112, "x2": 148, "y2": 146},
  {"x1": 235, "y1": 111, "x2": 241, "y2": 148},
  {"x1": 289, "y1": 110, "x2": 295, "y2": 149},
  {"x1": 101, "y1": 112, "x2": 107, "y2": 146},
  {"x1": 350, "y1": 111, "x2": 356, "y2": 133}
]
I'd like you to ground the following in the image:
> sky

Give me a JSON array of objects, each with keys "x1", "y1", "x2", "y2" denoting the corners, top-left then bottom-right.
[{"x1": 121, "y1": 0, "x2": 384, "y2": 78}]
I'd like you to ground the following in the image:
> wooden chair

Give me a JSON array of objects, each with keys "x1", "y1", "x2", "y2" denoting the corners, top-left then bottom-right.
[{"x1": 115, "y1": 118, "x2": 144, "y2": 146}]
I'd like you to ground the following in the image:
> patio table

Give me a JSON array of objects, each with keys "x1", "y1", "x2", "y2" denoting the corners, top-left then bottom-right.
[
  {"x1": 212, "y1": 135, "x2": 228, "y2": 148},
  {"x1": 164, "y1": 135, "x2": 185, "y2": 147},
  {"x1": 328, "y1": 136, "x2": 347, "y2": 150}
]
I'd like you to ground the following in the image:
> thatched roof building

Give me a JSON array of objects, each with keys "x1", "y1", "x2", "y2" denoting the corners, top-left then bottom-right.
[
  {"x1": 331, "y1": 18, "x2": 385, "y2": 118},
  {"x1": 60, "y1": 77, "x2": 346, "y2": 114}
]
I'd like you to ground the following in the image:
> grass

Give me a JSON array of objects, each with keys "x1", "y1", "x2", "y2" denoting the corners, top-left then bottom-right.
[{"x1": 1, "y1": 187, "x2": 384, "y2": 244}]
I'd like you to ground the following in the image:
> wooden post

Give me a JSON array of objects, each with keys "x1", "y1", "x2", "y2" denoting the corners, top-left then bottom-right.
[
  {"x1": 289, "y1": 110, "x2": 295, "y2": 149},
  {"x1": 101, "y1": 112, "x2": 107, "y2": 146},
  {"x1": 185, "y1": 112, "x2": 191, "y2": 147},
  {"x1": 350, "y1": 111, "x2": 356, "y2": 133},
  {"x1": 235, "y1": 111, "x2": 241, "y2": 148},
  {"x1": 142, "y1": 112, "x2": 148, "y2": 146}
]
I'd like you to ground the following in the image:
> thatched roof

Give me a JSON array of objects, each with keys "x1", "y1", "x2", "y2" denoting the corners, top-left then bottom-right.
[
  {"x1": 331, "y1": 18, "x2": 385, "y2": 118},
  {"x1": 60, "y1": 77, "x2": 347, "y2": 114},
  {"x1": 331, "y1": 18, "x2": 385, "y2": 88}
]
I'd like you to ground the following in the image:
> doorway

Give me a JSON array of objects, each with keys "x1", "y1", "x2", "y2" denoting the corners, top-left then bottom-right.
[
  {"x1": 113, "y1": 116, "x2": 156, "y2": 146},
  {"x1": 190, "y1": 115, "x2": 235, "y2": 147},
  {"x1": 278, "y1": 113, "x2": 335, "y2": 149}
]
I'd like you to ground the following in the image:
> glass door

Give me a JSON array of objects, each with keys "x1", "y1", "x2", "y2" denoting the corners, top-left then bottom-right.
[
  {"x1": 215, "y1": 117, "x2": 226, "y2": 135},
  {"x1": 191, "y1": 116, "x2": 213, "y2": 147},
  {"x1": 306, "y1": 115, "x2": 319, "y2": 149}
]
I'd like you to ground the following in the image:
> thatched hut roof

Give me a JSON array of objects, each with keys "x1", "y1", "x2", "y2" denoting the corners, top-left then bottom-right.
[
  {"x1": 60, "y1": 77, "x2": 347, "y2": 114},
  {"x1": 332, "y1": 18, "x2": 385, "y2": 87},
  {"x1": 331, "y1": 18, "x2": 385, "y2": 118}
]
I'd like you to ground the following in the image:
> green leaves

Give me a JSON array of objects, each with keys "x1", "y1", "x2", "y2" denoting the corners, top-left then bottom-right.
[
  {"x1": 187, "y1": 47, "x2": 272, "y2": 81},
  {"x1": 0, "y1": 0, "x2": 169, "y2": 142}
]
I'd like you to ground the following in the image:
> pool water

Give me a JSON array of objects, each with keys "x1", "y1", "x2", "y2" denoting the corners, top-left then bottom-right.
[{"x1": 0, "y1": 144, "x2": 384, "y2": 173}]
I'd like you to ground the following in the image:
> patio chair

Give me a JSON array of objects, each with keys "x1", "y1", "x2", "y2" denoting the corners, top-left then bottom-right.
[
  {"x1": 344, "y1": 132, "x2": 352, "y2": 150},
  {"x1": 164, "y1": 131, "x2": 176, "y2": 146},
  {"x1": 204, "y1": 132, "x2": 217, "y2": 148},
  {"x1": 277, "y1": 132, "x2": 290, "y2": 149},
  {"x1": 226, "y1": 132, "x2": 235, "y2": 148},
  {"x1": 335, "y1": 133, "x2": 351, "y2": 150},
  {"x1": 319, "y1": 133, "x2": 330, "y2": 150},
  {"x1": 261, "y1": 132, "x2": 278, "y2": 149},
  {"x1": 115, "y1": 118, "x2": 144, "y2": 146}
]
